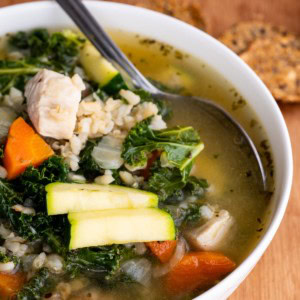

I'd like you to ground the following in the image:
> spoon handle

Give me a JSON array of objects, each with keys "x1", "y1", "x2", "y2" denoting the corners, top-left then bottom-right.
[{"x1": 55, "y1": 0, "x2": 157, "y2": 92}]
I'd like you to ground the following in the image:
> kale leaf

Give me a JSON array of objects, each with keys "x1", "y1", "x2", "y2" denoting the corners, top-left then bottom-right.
[
  {"x1": 166, "y1": 202, "x2": 205, "y2": 227},
  {"x1": 0, "y1": 157, "x2": 69, "y2": 254},
  {"x1": 0, "y1": 29, "x2": 83, "y2": 94},
  {"x1": 185, "y1": 176, "x2": 209, "y2": 197},
  {"x1": 15, "y1": 156, "x2": 69, "y2": 210},
  {"x1": 17, "y1": 268, "x2": 56, "y2": 300},
  {"x1": 0, "y1": 251, "x2": 20, "y2": 265},
  {"x1": 0, "y1": 60, "x2": 47, "y2": 94},
  {"x1": 0, "y1": 180, "x2": 65, "y2": 253},
  {"x1": 0, "y1": 179, "x2": 23, "y2": 221},
  {"x1": 147, "y1": 167, "x2": 185, "y2": 201},
  {"x1": 183, "y1": 203, "x2": 205, "y2": 223},
  {"x1": 78, "y1": 139, "x2": 103, "y2": 181},
  {"x1": 147, "y1": 167, "x2": 208, "y2": 202},
  {"x1": 66, "y1": 245, "x2": 134, "y2": 280},
  {"x1": 9, "y1": 29, "x2": 84, "y2": 73},
  {"x1": 122, "y1": 118, "x2": 204, "y2": 177}
]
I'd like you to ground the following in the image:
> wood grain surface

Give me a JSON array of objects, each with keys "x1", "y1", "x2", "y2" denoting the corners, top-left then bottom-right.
[{"x1": 0, "y1": 1, "x2": 299, "y2": 299}]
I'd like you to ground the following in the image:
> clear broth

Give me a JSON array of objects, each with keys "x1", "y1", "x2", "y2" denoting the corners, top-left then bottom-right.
[{"x1": 109, "y1": 30, "x2": 274, "y2": 264}]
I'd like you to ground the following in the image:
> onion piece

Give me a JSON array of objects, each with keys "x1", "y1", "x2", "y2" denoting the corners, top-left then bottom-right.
[
  {"x1": 92, "y1": 135, "x2": 124, "y2": 169},
  {"x1": 133, "y1": 243, "x2": 147, "y2": 255},
  {"x1": 121, "y1": 258, "x2": 152, "y2": 286},
  {"x1": 0, "y1": 106, "x2": 17, "y2": 140},
  {"x1": 152, "y1": 237, "x2": 187, "y2": 278}
]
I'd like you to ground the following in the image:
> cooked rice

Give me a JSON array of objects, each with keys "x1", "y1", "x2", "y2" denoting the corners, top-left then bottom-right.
[{"x1": 53, "y1": 88, "x2": 165, "y2": 171}]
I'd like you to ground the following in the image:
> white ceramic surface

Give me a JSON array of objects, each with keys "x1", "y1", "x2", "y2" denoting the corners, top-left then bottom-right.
[{"x1": 0, "y1": 1, "x2": 293, "y2": 299}]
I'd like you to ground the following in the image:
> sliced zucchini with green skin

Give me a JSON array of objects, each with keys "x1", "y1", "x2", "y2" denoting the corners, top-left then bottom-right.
[
  {"x1": 46, "y1": 183, "x2": 158, "y2": 215},
  {"x1": 101, "y1": 73, "x2": 127, "y2": 94},
  {"x1": 79, "y1": 42, "x2": 119, "y2": 87},
  {"x1": 68, "y1": 208, "x2": 176, "y2": 250}
]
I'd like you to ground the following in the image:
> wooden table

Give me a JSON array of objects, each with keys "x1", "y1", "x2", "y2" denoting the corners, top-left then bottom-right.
[{"x1": 1, "y1": 1, "x2": 299, "y2": 299}]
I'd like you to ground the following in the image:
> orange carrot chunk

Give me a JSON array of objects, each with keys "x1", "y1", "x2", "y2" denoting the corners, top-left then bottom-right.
[
  {"x1": 166, "y1": 251, "x2": 236, "y2": 295},
  {"x1": 146, "y1": 240, "x2": 177, "y2": 263},
  {"x1": 0, "y1": 272, "x2": 26, "y2": 299},
  {"x1": 3, "y1": 117, "x2": 54, "y2": 180}
]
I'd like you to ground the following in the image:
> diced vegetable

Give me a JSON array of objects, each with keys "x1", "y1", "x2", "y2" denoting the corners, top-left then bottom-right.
[
  {"x1": 3, "y1": 117, "x2": 54, "y2": 179},
  {"x1": 68, "y1": 208, "x2": 176, "y2": 250},
  {"x1": 46, "y1": 183, "x2": 158, "y2": 215},
  {"x1": 66, "y1": 245, "x2": 133, "y2": 279},
  {"x1": 0, "y1": 272, "x2": 26, "y2": 299},
  {"x1": 16, "y1": 268, "x2": 55, "y2": 300},
  {"x1": 80, "y1": 42, "x2": 119, "y2": 87},
  {"x1": 9, "y1": 29, "x2": 84, "y2": 73},
  {"x1": 146, "y1": 240, "x2": 177, "y2": 263},
  {"x1": 122, "y1": 118, "x2": 204, "y2": 177},
  {"x1": 165, "y1": 252, "x2": 236, "y2": 294},
  {"x1": 91, "y1": 136, "x2": 124, "y2": 169},
  {"x1": 153, "y1": 238, "x2": 186, "y2": 278}
]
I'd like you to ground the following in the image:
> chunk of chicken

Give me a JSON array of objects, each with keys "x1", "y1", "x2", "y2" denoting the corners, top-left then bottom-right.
[
  {"x1": 185, "y1": 210, "x2": 234, "y2": 251},
  {"x1": 25, "y1": 69, "x2": 85, "y2": 140}
]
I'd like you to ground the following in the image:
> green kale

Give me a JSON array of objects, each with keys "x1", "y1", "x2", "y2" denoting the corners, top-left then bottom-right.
[
  {"x1": 185, "y1": 176, "x2": 209, "y2": 197},
  {"x1": 147, "y1": 167, "x2": 208, "y2": 202},
  {"x1": 0, "y1": 180, "x2": 65, "y2": 253},
  {"x1": 0, "y1": 178, "x2": 23, "y2": 220},
  {"x1": 9, "y1": 29, "x2": 84, "y2": 73},
  {"x1": 66, "y1": 245, "x2": 134, "y2": 280},
  {"x1": 122, "y1": 118, "x2": 204, "y2": 178},
  {"x1": 166, "y1": 202, "x2": 204, "y2": 227},
  {"x1": 78, "y1": 139, "x2": 103, "y2": 181},
  {"x1": 15, "y1": 156, "x2": 69, "y2": 210},
  {"x1": 0, "y1": 157, "x2": 69, "y2": 254},
  {"x1": 183, "y1": 203, "x2": 204, "y2": 223},
  {"x1": 0, "y1": 252, "x2": 20, "y2": 265},
  {"x1": 9, "y1": 31, "x2": 29, "y2": 49},
  {"x1": 0, "y1": 60, "x2": 46, "y2": 94},
  {"x1": 17, "y1": 268, "x2": 56, "y2": 300},
  {"x1": 147, "y1": 167, "x2": 185, "y2": 201},
  {"x1": 48, "y1": 32, "x2": 83, "y2": 73}
]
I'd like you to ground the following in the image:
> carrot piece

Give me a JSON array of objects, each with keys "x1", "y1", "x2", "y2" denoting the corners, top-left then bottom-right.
[
  {"x1": 146, "y1": 240, "x2": 177, "y2": 263},
  {"x1": 165, "y1": 251, "x2": 236, "y2": 295},
  {"x1": 3, "y1": 117, "x2": 54, "y2": 180},
  {"x1": 0, "y1": 272, "x2": 26, "y2": 299}
]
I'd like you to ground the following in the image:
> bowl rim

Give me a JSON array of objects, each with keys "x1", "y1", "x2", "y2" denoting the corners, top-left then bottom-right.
[{"x1": 0, "y1": 1, "x2": 293, "y2": 298}]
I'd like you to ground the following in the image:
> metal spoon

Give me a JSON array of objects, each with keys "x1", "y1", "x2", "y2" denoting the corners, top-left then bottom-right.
[{"x1": 55, "y1": 0, "x2": 267, "y2": 190}]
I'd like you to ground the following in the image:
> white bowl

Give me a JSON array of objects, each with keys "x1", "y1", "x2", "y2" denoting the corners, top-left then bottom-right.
[{"x1": 0, "y1": 1, "x2": 293, "y2": 299}]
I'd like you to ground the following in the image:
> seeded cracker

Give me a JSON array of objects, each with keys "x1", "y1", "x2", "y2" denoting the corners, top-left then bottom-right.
[{"x1": 219, "y1": 22, "x2": 300, "y2": 102}]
